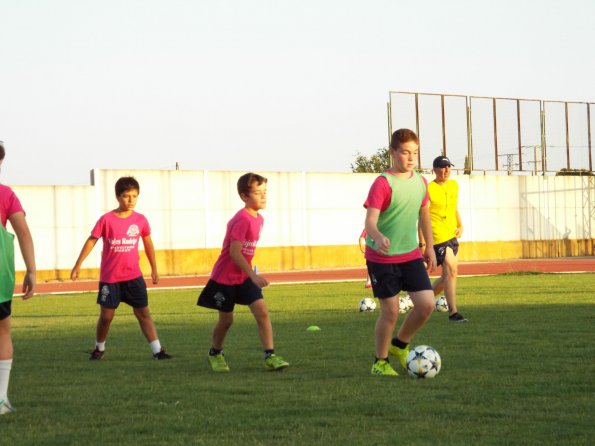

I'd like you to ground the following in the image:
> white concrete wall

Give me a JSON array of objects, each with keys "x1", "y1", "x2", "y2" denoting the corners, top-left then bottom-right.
[
  {"x1": 11, "y1": 185, "x2": 97, "y2": 271},
  {"x1": 90, "y1": 169, "x2": 375, "y2": 250},
  {"x1": 8, "y1": 169, "x2": 594, "y2": 272}
]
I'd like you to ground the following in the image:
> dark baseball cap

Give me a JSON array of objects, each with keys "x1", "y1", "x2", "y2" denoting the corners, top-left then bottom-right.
[{"x1": 433, "y1": 156, "x2": 454, "y2": 168}]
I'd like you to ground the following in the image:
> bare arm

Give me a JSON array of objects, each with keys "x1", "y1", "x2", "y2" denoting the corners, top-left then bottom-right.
[
  {"x1": 364, "y1": 207, "x2": 390, "y2": 255},
  {"x1": 418, "y1": 204, "x2": 437, "y2": 272},
  {"x1": 230, "y1": 240, "x2": 269, "y2": 288},
  {"x1": 8, "y1": 212, "x2": 36, "y2": 299},
  {"x1": 455, "y1": 209, "x2": 464, "y2": 238},
  {"x1": 358, "y1": 236, "x2": 366, "y2": 254},
  {"x1": 70, "y1": 236, "x2": 98, "y2": 281},
  {"x1": 142, "y1": 235, "x2": 159, "y2": 284},
  {"x1": 417, "y1": 224, "x2": 425, "y2": 247}
]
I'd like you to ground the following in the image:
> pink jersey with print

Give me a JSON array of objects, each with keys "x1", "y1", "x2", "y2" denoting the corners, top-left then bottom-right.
[
  {"x1": 363, "y1": 172, "x2": 429, "y2": 264},
  {"x1": 0, "y1": 184, "x2": 24, "y2": 229},
  {"x1": 211, "y1": 208, "x2": 263, "y2": 285},
  {"x1": 91, "y1": 211, "x2": 151, "y2": 283}
]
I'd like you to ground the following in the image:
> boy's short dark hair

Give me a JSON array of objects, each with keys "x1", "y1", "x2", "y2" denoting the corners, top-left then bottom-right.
[
  {"x1": 115, "y1": 176, "x2": 140, "y2": 196},
  {"x1": 237, "y1": 173, "x2": 267, "y2": 196},
  {"x1": 390, "y1": 128, "x2": 419, "y2": 149},
  {"x1": 0, "y1": 141, "x2": 5, "y2": 161}
]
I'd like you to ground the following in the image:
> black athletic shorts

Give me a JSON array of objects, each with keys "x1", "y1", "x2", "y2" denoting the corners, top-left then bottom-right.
[
  {"x1": 197, "y1": 278, "x2": 263, "y2": 313},
  {"x1": 0, "y1": 300, "x2": 11, "y2": 320},
  {"x1": 434, "y1": 238, "x2": 459, "y2": 266},
  {"x1": 97, "y1": 276, "x2": 148, "y2": 309},
  {"x1": 366, "y1": 258, "x2": 432, "y2": 299}
]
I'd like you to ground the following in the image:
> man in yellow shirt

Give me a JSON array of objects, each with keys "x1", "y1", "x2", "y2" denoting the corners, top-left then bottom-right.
[{"x1": 424, "y1": 156, "x2": 467, "y2": 322}]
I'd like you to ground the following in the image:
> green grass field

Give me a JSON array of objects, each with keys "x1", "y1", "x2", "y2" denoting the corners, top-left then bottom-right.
[{"x1": 3, "y1": 273, "x2": 594, "y2": 445}]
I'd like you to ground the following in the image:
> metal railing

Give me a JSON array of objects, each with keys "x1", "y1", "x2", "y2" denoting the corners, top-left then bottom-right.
[{"x1": 388, "y1": 91, "x2": 594, "y2": 175}]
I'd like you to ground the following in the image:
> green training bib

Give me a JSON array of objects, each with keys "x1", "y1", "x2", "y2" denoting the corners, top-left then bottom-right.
[{"x1": 0, "y1": 225, "x2": 15, "y2": 303}]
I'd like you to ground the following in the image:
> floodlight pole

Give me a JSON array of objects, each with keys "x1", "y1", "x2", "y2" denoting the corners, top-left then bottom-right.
[
  {"x1": 517, "y1": 99, "x2": 523, "y2": 171},
  {"x1": 540, "y1": 101, "x2": 547, "y2": 174},
  {"x1": 441, "y1": 94, "x2": 446, "y2": 155},
  {"x1": 493, "y1": 98, "x2": 499, "y2": 171},
  {"x1": 565, "y1": 101, "x2": 571, "y2": 169}
]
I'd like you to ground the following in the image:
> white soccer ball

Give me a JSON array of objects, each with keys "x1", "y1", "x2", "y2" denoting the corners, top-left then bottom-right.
[
  {"x1": 435, "y1": 296, "x2": 449, "y2": 313},
  {"x1": 406, "y1": 345, "x2": 442, "y2": 379},
  {"x1": 358, "y1": 297, "x2": 376, "y2": 312},
  {"x1": 399, "y1": 295, "x2": 414, "y2": 314}
]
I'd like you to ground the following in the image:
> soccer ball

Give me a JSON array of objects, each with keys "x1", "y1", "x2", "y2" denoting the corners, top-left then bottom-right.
[
  {"x1": 406, "y1": 345, "x2": 442, "y2": 379},
  {"x1": 435, "y1": 295, "x2": 449, "y2": 313},
  {"x1": 358, "y1": 297, "x2": 376, "y2": 312},
  {"x1": 399, "y1": 295, "x2": 413, "y2": 314}
]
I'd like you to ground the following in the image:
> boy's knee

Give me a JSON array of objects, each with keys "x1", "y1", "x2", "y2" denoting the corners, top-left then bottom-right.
[
  {"x1": 99, "y1": 314, "x2": 114, "y2": 325},
  {"x1": 422, "y1": 303, "x2": 434, "y2": 317},
  {"x1": 133, "y1": 306, "x2": 151, "y2": 318},
  {"x1": 414, "y1": 298, "x2": 434, "y2": 317},
  {"x1": 0, "y1": 323, "x2": 10, "y2": 336},
  {"x1": 218, "y1": 313, "x2": 234, "y2": 328},
  {"x1": 254, "y1": 310, "x2": 270, "y2": 326},
  {"x1": 380, "y1": 303, "x2": 399, "y2": 323},
  {"x1": 221, "y1": 318, "x2": 233, "y2": 329}
]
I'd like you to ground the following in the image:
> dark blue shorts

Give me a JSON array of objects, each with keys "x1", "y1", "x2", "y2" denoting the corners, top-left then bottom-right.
[
  {"x1": 197, "y1": 278, "x2": 263, "y2": 313},
  {"x1": 0, "y1": 300, "x2": 11, "y2": 320},
  {"x1": 366, "y1": 258, "x2": 432, "y2": 299},
  {"x1": 97, "y1": 276, "x2": 148, "y2": 309},
  {"x1": 434, "y1": 238, "x2": 459, "y2": 266}
]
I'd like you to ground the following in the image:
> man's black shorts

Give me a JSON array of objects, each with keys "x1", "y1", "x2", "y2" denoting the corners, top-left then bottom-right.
[
  {"x1": 366, "y1": 258, "x2": 432, "y2": 299},
  {"x1": 197, "y1": 278, "x2": 263, "y2": 313},
  {"x1": 434, "y1": 238, "x2": 459, "y2": 266},
  {"x1": 97, "y1": 276, "x2": 148, "y2": 309}
]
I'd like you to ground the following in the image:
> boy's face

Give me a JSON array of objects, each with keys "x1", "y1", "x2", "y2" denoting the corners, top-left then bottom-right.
[
  {"x1": 242, "y1": 182, "x2": 267, "y2": 211},
  {"x1": 391, "y1": 141, "x2": 419, "y2": 172},
  {"x1": 117, "y1": 188, "x2": 139, "y2": 212}
]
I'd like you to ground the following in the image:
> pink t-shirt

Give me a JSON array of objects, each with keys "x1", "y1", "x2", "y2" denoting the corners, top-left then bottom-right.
[
  {"x1": 0, "y1": 184, "x2": 25, "y2": 229},
  {"x1": 211, "y1": 208, "x2": 264, "y2": 285},
  {"x1": 363, "y1": 172, "x2": 429, "y2": 264},
  {"x1": 91, "y1": 211, "x2": 151, "y2": 283}
]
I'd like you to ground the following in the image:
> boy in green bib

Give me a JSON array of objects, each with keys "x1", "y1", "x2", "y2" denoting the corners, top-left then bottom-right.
[
  {"x1": 0, "y1": 141, "x2": 36, "y2": 414},
  {"x1": 363, "y1": 129, "x2": 436, "y2": 377}
]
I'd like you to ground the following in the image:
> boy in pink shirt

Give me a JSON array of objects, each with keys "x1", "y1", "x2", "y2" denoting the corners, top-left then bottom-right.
[
  {"x1": 0, "y1": 141, "x2": 36, "y2": 415},
  {"x1": 71, "y1": 177, "x2": 171, "y2": 360},
  {"x1": 198, "y1": 172, "x2": 289, "y2": 372}
]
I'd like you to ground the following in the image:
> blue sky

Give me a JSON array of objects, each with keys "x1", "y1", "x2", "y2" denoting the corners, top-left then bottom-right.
[{"x1": 1, "y1": 0, "x2": 593, "y2": 185}]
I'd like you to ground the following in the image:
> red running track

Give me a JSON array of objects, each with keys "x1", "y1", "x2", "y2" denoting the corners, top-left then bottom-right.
[{"x1": 27, "y1": 257, "x2": 595, "y2": 295}]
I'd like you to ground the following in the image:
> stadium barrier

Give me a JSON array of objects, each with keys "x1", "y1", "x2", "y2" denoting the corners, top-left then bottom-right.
[{"x1": 11, "y1": 169, "x2": 595, "y2": 282}]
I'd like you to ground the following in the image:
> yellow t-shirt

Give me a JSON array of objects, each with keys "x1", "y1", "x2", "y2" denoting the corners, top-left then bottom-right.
[{"x1": 428, "y1": 180, "x2": 458, "y2": 245}]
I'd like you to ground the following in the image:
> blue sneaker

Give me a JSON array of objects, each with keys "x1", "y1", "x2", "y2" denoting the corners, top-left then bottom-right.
[{"x1": 449, "y1": 312, "x2": 468, "y2": 323}]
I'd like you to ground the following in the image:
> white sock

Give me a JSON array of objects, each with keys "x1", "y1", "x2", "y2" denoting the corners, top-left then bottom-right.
[
  {"x1": 0, "y1": 359, "x2": 13, "y2": 402},
  {"x1": 95, "y1": 341, "x2": 106, "y2": 352},
  {"x1": 149, "y1": 340, "x2": 162, "y2": 355}
]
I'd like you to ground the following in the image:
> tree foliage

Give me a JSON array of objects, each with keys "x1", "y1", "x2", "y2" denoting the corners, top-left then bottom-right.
[
  {"x1": 350, "y1": 147, "x2": 391, "y2": 173},
  {"x1": 556, "y1": 168, "x2": 594, "y2": 176}
]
